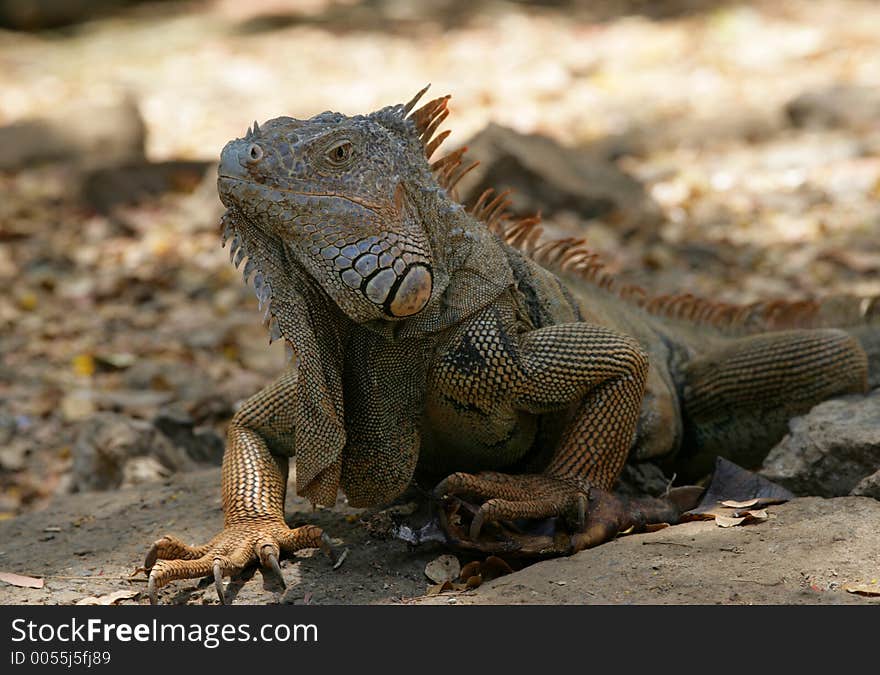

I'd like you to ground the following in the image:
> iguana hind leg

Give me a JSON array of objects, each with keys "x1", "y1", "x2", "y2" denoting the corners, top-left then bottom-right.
[
  {"x1": 676, "y1": 328, "x2": 868, "y2": 480},
  {"x1": 144, "y1": 370, "x2": 335, "y2": 604}
]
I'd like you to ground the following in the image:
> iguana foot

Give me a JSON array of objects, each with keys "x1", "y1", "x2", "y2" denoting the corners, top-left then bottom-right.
[
  {"x1": 434, "y1": 472, "x2": 698, "y2": 557},
  {"x1": 144, "y1": 519, "x2": 335, "y2": 605}
]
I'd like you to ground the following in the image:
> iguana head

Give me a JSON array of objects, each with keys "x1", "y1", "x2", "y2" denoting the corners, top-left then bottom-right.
[{"x1": 218, "y1": 86, "x2": 468, "y2": 324}]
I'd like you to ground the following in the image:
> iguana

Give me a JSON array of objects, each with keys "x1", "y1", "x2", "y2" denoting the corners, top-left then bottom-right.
[{"x1": 144, "y1": 87, "x2": 880, "y2": 603}]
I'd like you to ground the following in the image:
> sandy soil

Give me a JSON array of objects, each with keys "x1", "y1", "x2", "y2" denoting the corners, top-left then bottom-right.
[{"x1": 0, "y1": 467, "x2": 877, "y2": 605}]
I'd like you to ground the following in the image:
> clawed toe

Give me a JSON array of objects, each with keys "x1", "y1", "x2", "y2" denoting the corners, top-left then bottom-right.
[
  {"x1": 435, "y1": 471, "x2": 688, "y2": 557},
  {"x1": 213, "y1": 560, "x2": 226, "y2": 605},
  {"x1": 144, "y1": 521, "x2": 336, "y2": 604}
]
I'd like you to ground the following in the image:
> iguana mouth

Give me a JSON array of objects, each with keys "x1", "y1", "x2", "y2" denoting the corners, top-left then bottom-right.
[{"x1": 218, "y1": 175, "x2": 381, "y2": 215}]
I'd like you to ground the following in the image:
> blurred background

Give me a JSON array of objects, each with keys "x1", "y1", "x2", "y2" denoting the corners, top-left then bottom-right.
[{"x1": 1, "y1": 0, "x2": 879, "y2": 517}]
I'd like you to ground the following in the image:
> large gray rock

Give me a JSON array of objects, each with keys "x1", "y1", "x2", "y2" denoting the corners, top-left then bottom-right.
[
  {"x1": 0, "y1": 0, "x2": 155, "y2": 30},
  {"x1": 71, "y1": 413, "x2": 196, "y2": 492},
  {"x1": 786, "y1": 86, "x2": 880, "y2": 132},
  {"x1": 0, "y1": 97, "x2": 145, "y2": 171},
  {"x1": 760, "y1": 390, "x2": 880, "y2": 497},
  {"x1": 852, "y1": 469, "x2": 880, "y2": 500},
  {"x1": 454, "y1": 123, "x2": 662, "y2": 231}
]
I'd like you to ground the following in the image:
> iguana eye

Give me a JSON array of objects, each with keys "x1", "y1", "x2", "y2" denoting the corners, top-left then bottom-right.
[{"x1": 326, "y1": 141, "x2": 353, "y2": 166}]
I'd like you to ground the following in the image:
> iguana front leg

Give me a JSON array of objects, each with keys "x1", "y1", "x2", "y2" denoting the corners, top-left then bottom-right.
[
  {"x1": 145, "y1": 369, "x2": 334, "y2": 604},
  {"x1": 435, "y1": 318, "x2": 679, "y2": 553}
]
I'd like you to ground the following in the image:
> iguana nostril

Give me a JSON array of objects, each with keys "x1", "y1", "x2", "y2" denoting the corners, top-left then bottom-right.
[{"x1": 387, "y1": 263, "x2": 432, "y2": 317}]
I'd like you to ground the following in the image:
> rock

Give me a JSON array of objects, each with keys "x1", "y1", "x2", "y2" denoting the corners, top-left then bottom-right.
[
  {"x1": 71, "y1": 413, "x2": 196, "y2": 492},
  {"x1": 591, "y1": 111, "x2": 781, "y2": 158},
  {"x1": 81, "y1": 160, "x2": 213, "y2": 213},
  {"x1": 154, "y1": 407, "x2": 224, "y2": 465},
  {"x1": 617, "y1": 461, "x2": 671, "y2": 497},
  {"x1": 851, "y1": 470, "x2": 880, "y2": 500},
  {"x1": 760, "y1": 390, "x2": 880, "y2": 497},
  {"x1": 786, "y1": 86, "x2": 880, "y2": 131},
  {"x1": 453, "y1": 123, "x2": 662, "y2": 231},
  {"x1": 0, "y1": 439, "x2": 29, "y2": 472},
  {"x1": 0, "y1": 97, "x2": 145, "y2": 171},
  {"x1": 0, "y1": 413, "x2": 26, "y2": 470},
  {"x1": 0, "y1": 0, "x2": 153, "y2": 31}
]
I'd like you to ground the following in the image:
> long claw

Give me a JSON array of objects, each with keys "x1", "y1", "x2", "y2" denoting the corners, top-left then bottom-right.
[
  {"x1": 576, "y1": 493, "x2": 588, "y2": 531},
  {"x1": 469, "y1": 510, "x2": 485, "y2": 541},
  {"x1": 213, "y1": 560, "x2": 226, "y2": 605},
  {"x1": 148, "y1": 574, "x2": 158, "y2": 606},
  {"x1": 320, "y1": 532, "x2": 348, "y2": 570},
  {"x1": 145, "y1": 543, "x2": 158, "y2": 570},
  {"x1": 319, "y1": 533, "x2": 338, "y2": 565},
  {"x1": 332, "y1": 548, "x2": 349, "y2": 571},
  {"x1": 266, "y1": 551, "x2": 285, "y2": 589}
]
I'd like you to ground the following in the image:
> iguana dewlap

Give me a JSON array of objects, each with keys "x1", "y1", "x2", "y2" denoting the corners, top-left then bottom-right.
[{"x1": 144, "y1": 87, "x2": 879, "y2": 603}]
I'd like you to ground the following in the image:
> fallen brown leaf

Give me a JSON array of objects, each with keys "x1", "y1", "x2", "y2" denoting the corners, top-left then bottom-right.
[
  {"x1": 465, "y1": 575, "x2": 482, "y2": 589},
  {"x1": 425, "y1": 580, "x2": 466, "y2": 596},
  {"x1": 75, "y1": 589, "x2": 139, "y2": 606},
  {"x1": 425, "y1": 554, "x2": 460, "y2": 584},
  {"x1": 0, "y1": 571, "x2": 44, "y2": 589},
  {"x1": 720, "y1": 499, "x2": 759, "y2": 509},
  {"x1": 480, "y1": 555, "x2": 513, "y2": 581},
  {"x1": 843, "y1": 581, "x2": 880, "y2": 597},
  {"x1": 741, "y1": 509, "x2": 769, "y2": 522},
  {"x1": 715, "y1": 515, "x2": 745, "y2": 528},
  {"x1": 459, "y1": 560, "x2": 481, "y2": 581},
  {"x1": 715, "y1": 509, "x2": 768, "y2": 528}
]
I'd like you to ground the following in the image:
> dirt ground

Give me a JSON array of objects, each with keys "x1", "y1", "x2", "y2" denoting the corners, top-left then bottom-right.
[
  {"x1": 0, "y1": 466, "x2": 877, "y2": 605},
  {"x1": 1, "y1": 0, "x2": 879, "y2": 605}
]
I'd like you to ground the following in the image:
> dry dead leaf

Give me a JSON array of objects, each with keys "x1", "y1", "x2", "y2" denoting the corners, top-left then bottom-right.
[
  {"x1": 75, "y1": 589, "x2": 139, "y2": 606},
  {"x1": 688, "y1": 458, "x2": 793, "y2": 518},
  {"x1": 843, "y1": 581, "x2": 880, "y2": 597},
  {"x1": 720, "y1": 499, "x2": 759, "y2": 508},
  {"x1": 459, "y1": 560, "x2": 481, "y2": 580},
  {"x1": 453, "y1": 555, "x2": 514, "y2": 590},
  {"x1": 465, "y1": 575, "x2": 482, "y2": 589},
  {"x1": 715, "y1": 509, "x2": 768, "y2": 528},
  {"x1": 0, "y1": 571, "x2": 44, "y2": 589},
  {"x1": 426, "y1": 580, "x2": 454, "y2": 596},
  {"x1": 425, "y1": 554, "x2": 460, "y2": 584},
  {"x1": 715, "y1": 515, "x2": 746, "y2": 528},
  {"x1": 71, "y1": 353, "x2": 96, "y2": 377},
  {"x1": 481, "y1": 555, "x2": 513, "y2": 581},
  {"x1": 61, "y1": 392, "x2": 96, "y2": 421},
  {"x1": 425, "y1": 580, "x2": 467, "y2": 596},
  {"x1": 742, "y1": 509, "x2": 768, "y2": 522}
]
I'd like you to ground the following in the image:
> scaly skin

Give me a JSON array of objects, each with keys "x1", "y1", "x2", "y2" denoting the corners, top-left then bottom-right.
[{"x1": 145, "y1": 88, "x2": 879, "y2": 603}]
